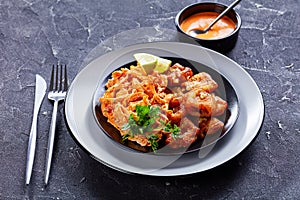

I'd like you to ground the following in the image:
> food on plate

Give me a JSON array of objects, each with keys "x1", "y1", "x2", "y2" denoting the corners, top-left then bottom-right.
[{"x1": 99, "y1": 53, "x2": 227, "y2": 152}]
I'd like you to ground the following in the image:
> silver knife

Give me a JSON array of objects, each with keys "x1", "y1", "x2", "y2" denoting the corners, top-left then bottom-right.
[{"x1": 25, "y1": 74, "x2": 47, "y2": 185}]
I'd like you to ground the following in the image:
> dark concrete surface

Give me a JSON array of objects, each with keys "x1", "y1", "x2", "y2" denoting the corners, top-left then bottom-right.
[{"x1": 0, "y1": 0, "x2": 299, "y2": 199}]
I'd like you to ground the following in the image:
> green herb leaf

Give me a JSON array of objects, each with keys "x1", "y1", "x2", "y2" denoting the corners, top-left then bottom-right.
[
  {"x1": 147, "y1": 134, "x2": 159, "y2": 153},
  {"x1": 136, "y1": 105, "x2": 150, "y2": 120},
  {"x1": 122, "y1": 134, "x2": 129, "y2": 143},
  {"x1": 121, "y1": 123, "x2": 130, "y2": 131},
  {"x1": 164, "y1": 122, "x2": 181, "y2": 139},
  {"x1": 148, "y1": 106, "x2": 161, "y2": 118},
  {"x1": 122, "y1": 105, "x2": 161, "y2": 137},
  {"x1": 135, "y1": 105, "x2": 160, "y2": 128}
]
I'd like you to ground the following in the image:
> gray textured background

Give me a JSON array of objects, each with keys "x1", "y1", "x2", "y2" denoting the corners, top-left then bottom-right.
[{"x1": 0, "y1": 0, "x2": 299, "y2": 199}]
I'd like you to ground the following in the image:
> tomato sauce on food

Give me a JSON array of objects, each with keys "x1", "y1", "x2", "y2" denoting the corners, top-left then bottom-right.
[{"x1": 180, "y1": 12, "x2": 236, "y2": 39}]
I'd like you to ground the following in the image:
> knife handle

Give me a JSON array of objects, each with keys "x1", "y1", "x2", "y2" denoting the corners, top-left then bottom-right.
[{"x1": 25, "y1": 113, "x2": 38, "y2": 185}]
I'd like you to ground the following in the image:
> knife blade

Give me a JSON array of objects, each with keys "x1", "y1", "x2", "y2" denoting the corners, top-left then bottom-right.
[{"x1": 25, "y1": 74, "x2": 47, "y2": 185}]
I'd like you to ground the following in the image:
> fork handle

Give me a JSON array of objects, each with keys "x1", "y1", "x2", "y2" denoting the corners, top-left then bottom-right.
[{"x1": 44, "y1": 100, "x2": 59, "y2": 185}]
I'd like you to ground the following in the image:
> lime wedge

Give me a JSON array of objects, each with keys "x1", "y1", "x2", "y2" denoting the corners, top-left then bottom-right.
[
  {"x1": 133, "y1": 53, "x2": 157, "y2": 74},
  {"x1": 154, "y1": 57, "x2": 172, "y2": 73},
  {"x1": 133, "y1": 53, "x2": 172, "y2": 74}
]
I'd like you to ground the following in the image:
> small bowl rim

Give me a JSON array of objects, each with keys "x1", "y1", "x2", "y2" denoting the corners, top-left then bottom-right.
[{"x1": 175, "y1": 2, "x2": 242, "y2": 41}]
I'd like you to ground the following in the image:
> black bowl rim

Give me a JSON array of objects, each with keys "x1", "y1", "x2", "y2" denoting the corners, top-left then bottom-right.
[{"x1": 175, "y1": 2, "x2": 242, "y2": 42}]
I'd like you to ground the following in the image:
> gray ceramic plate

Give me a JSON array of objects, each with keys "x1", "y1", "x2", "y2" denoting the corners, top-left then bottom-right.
[{"x1": 65, "y1": 42, "x2": 264, "y2": 176}]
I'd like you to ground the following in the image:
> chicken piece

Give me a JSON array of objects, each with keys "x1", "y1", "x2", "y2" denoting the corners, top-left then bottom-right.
[
  {"x1": 166, "y1": 63, "x2": 193, "y2": 86},
  {"x1": 183, "y1": 72, "x2": 218, "y2": 92},
  {"x1": 165, "y1": 96, "x2": 184, "y2": 124},
  {"x1": 170, "y1": 87, "x2": 186, "y2": 97},
  {"x1": 166, "y1": 109, "x2": 183, "y2": 124},
  {"x1": 183, "y1": 89, "x2": 227, "y2": 117},
  {"x1": 169, "y1": 97, "x2": 181, "y2": 109},
  {"x1": 213, "y1": 95, "x2": 228, "y2": 116},
  {"x1": 199, "y1": 117, "x2": 224, "y2": 137},
  {"x1": 151, "y1": 71, "x2": 168, "y2": 92},
  {"x1": 165, "y1": 117, "x2": 200, "y2": 148}
]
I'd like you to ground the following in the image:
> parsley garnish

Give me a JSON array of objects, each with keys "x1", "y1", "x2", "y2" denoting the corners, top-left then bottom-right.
[
  {"x1": 121, "y1": 105, "x2": 160, "y2": 137},
  {"x1": 164, "y1": 122, "x2": 181, "y2": 139},
  {"x1": 136, "y1": 105, "x2": 160, "y2": 128},
  {"x1": 121, "y1": 114, "x2": 140, "y2": 135},
  {"x1": 121, "y1": 105, "x2": 181, "y2": 152},
  {"x1": 121, "y1": 105, "x2": 161, "y2": 152},
  {"x1": 146, "y1": 134, "x2": 159, "y2": 153},
  {"x1": 122, "y1": 134, "x2": 130, "y2": 143}
]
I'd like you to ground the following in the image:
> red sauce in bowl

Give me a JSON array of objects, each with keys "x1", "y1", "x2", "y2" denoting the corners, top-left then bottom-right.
[{"x1": 180, "y1": 12, "x2": 236, "y2": 40}]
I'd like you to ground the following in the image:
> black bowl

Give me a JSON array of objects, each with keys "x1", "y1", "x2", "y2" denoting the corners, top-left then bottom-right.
[
  {"x1": 93, "y1": 57, "x2": 239, "y2": 155},
  {"x1": 175, "y1": 2, "x2": 242, "y2": 53}
]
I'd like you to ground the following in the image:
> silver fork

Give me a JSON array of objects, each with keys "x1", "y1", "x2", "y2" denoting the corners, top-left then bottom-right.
[{"x1": 45, "y1": 64, "x2": 68, "y2": 185}]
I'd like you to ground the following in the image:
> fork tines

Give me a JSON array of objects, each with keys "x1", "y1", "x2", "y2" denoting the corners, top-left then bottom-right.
[{"x1": 50, "y1": 64, "x2": 68, "y2": 92}]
